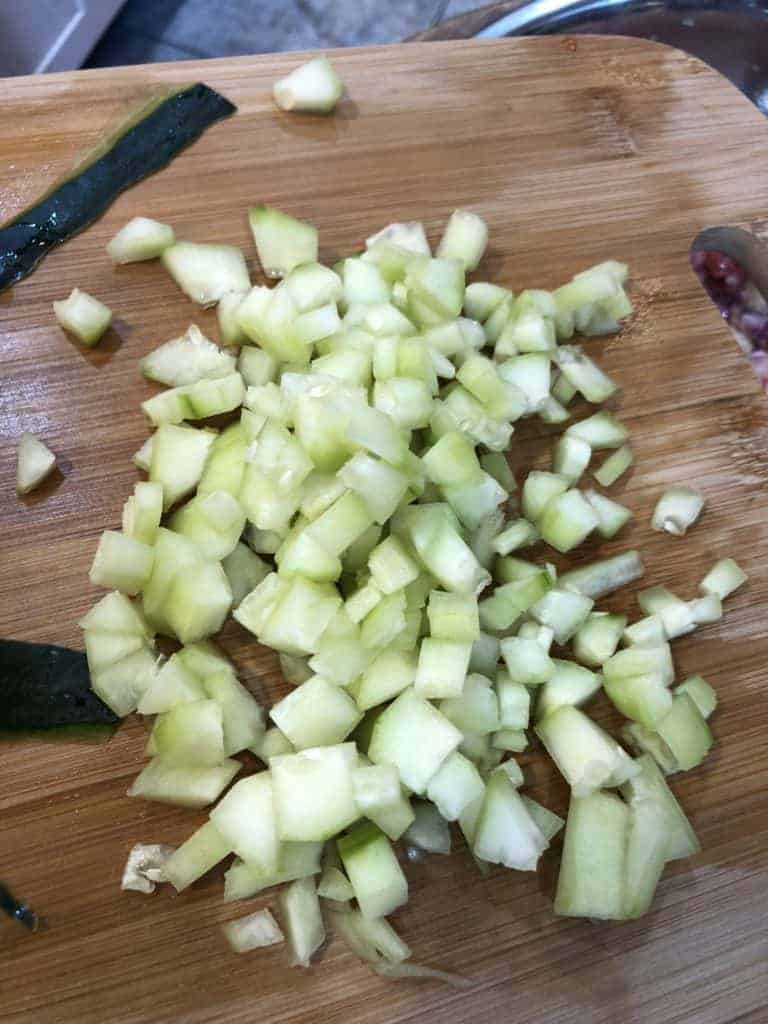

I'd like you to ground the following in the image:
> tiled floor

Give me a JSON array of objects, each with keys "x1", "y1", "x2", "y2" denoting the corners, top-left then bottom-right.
[{"x1": 85, "y1": 0, "x2": 488, "y2": 68}]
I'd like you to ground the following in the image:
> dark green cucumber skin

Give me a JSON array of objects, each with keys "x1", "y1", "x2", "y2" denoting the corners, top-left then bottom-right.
[
  {"x1": 0, "y1": 83, "x2": 236, "y2": 292},
  {"x1": 0, "y1": 639, "x2": 118, "y2": 731}
]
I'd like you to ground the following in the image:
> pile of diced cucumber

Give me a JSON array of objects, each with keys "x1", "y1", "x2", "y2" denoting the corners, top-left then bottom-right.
[{"x1": 79, "y1": 204, "x2": 747, "y2": 973}]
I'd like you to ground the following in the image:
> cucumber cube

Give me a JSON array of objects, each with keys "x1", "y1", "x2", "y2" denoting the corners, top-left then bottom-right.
[
  {"x1": 223, "y1": 842, "x2": 323, "y2": 902},
  {"x1": 270, "y1": 675, "x2": 362, "y2": 749},
  {"x1": 414, "y1": 637, "x2": 472, "y2": 699},
  {"x1": 426, "y1": 751, "x2": 484, "y2": 821},
  {"x1": 338, "y1": 822, "x2": 408, "y2": 919},
  {"x1": 655, "y1": 693, "x2": 713, "y2": 770},
  {"x1": 209, "y1": 772, "x2": 279, "y2": 873},
  {"x1": 249, "y1": 205, "x2": 318, "y2": 279},
  {"x1": 554, "y1": 792, "x2": 629, "y2": 920},
  {"x1": 271, "y1": 744, "x2": 359, "y2": 841},
  {"x1": 89, "y1": 530, "x2": 154, "y2": 595},
  {"x1": 473, "y1": 770, "x2": 547, "y2": 870},
  {"x1": 162, "y1": 821, "x2": 233, "y2": 892},
  {"x1": 165, "y1": 561, "x2": 232, "y2": 644},
  {"x1": 128, "y1": 756, "x2": 240, "y2": 809},
  {"x1": 352, "y1": 764, "x2": 414, "y2": 839},
  {"x1": 278, "y1": 876, "x2": 325, "y2": 968}
]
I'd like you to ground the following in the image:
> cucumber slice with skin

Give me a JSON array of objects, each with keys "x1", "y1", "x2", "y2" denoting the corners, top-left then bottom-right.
[
  {"x1": 554, "y1": 792, "x2": 629, "y2": 920},
  {"x1": 128, "y1": 755, "x2": 240, "y2": 809},
  {"x1": 273, "y1": 57, "x2": 343, "y2": 115},
  {"x1": 16, "y1": 432, "x2": 57, "y2": 494},
  {"x1": 162, "y1": 241, "x2": 250, "y2": 305},
  {"x1": 140, "y1": 324, "x2": 236, "y2": 386},
  {"x1": 270, "y1": 743, "x2": 359, "y2": 841},
  {"x1": 53, "y1": 288, "x2": 112, "y2": 346},
  {"x1": 107, "y1": 216, "x2": 175, "y2": 263},
  {"x1": 162, "y1": 820, "x2": 232, "y2": 892},
  {"x1": 338, "y1": 822, "x2": 409, "y2": 919}
]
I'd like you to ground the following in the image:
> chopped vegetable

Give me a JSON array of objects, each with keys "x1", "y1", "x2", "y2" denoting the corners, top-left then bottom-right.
[
  {"x1": 107, "y1": 217, "x2": 175, "y2": 264},
  {"x1": 273, "y1": 57, "x2": 344, "y2": 114},
  {"x1": 53, "y1": 288, "x2": 112, "y2": 346},
  {"x1": 16, "y1": 432, "x2": 57, "y2": 495},
  {"x1": 651, "y1": 485, "x2": 705, "y2": 536}
]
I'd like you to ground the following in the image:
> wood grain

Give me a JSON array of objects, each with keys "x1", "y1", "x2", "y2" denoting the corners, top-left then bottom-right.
[{"x1": 1, "y1": 37, "x2": 768, "y2": 1024}]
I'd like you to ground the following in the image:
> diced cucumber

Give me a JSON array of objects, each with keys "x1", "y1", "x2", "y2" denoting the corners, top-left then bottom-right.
[
  {"x1": 137, "y1": 654, "x2": 205, "y2": 714},
  {"x1": 464, "y1": 282, "x2": 509, "y2": 322},
  {"x1": 623, "y1": 798, "x2": 669, "y2": 918},
  {"x1": 623, "y1": 614, "x2": 666, "y2": 646},
  {"x1": 222, "y1": 908, "x2": 284, "y2": 952},
  {"x1": 402, "y1": 505, "x2": 491, "y2": 595},
  {"x1": 539, "y1": 395, "x2": 571, "y2": 425},
  {"x1": 162, "y1": 241, "x2": 250, "y2": 305},
  {"x1": 473, "y1": 770, "x2": 547, "y2": 870},
  {"x1": 165, "y1": 560, "x2": 232, "y2": 643},
  {"x1": 153, "y1": 699, "x2": 225, "y2": 766},
  {"x1": 259, "y1": 577, "x2": 342, "y2": 656},
  {"x1": 210, "y1": 772, "x2": 279, "y2": 873},
  {"x1": 278, "y1": 876, "x2": 326, "y2": 967},
  {"x1": 652, "y1": 485, "x2": 705, "y2": 536},
  {"x1": 141, "y1": 324, "x2": 236, "y2": 387},
  {"x1": 603, "y1": 643, "x2": 674, "y2": 686},
  {"x1": 572, "y1": 612, "x2": 626, "y2": 667},
  {"x1": 560, "y1": 549, "x2": 644, "y2": 599},
  {"x1": 368, "y1": 687, "x2": 462, "y2": 794},
  {"x1": 637, "y1": 585, "x2": 695, "y2": 640},
  {"x1": 271, "y1": 744, "x2": 359, "y2": 841},
  {"x1": 674, "y1": 675, "x2": 717, "y2": 719},
  {"x1": 171, "y1": 489, "x2": 246, "y2": 561},
  {"x1": 440, "y1": 673, "x2": 500, "y2": 735},
  {"x1": 436, "y1": 209, "x2": 488, "y2": 271},
  {"x1": 352, "y1": 763, "x2": 414, "y2": 839},
  {"x1": 539, "y1": 489, "x2": 599, "y2": 553},
  {"x1": 223, "y1": 842, "x2": 322, "y2": 901},
  {"x1": 128, "y1": 755, "x2": 240, "y2": 808},
  {"x1": 368, "y1": 537, "x2": 419, "y2": 595},
  {"x1": 252, "y1": 726, "x2": 295, "y2": 762},
  {"x1": 338, "y1": 822, "x2": 408, "y2": 919},
  {"x1": 249, "y1": 205, "x2": 318, "y2": 278},
  {"x1": 426, "y1": 751, "x2": 484, "y2": 821},
  {"x1": 620, "y1": 722, "x2": 678, "y2": 774},
  {"x1": 149, "y1": 424, "x2": 216, "y2": 509},
  {"x1": 270, "y1": 675, "x2": 362, "y2": 749},
  {"x1": 521, "y1": 796, "x2": 564, "y2": 843},
  {"x1": 162, "y1": 820, "x2": 233, "y2": 892},
  {"x1": 621, "y1": 755, "x2": 700, "y2": 860},
  {"x1": 89, "y1": 530, "x2": 154, "y2": 595},
  {"x1": 53, "y1": 288, "x2": 112, "y2": 346},
  {"x1": 583, "y1": 489, "x2": 632, "y2": 538},
  {"x1": 122, "y1": 481, "x2": 163, "y2": 545},
  {"x1": 535, "y1": 704, "x2": 636, "y2": 795},
  {"x1": 16, "y1": 432, "x2": 57, "y2": 494},
  {"x1": 687, "y1": 593, "x2": 723, "y2": 626},
  {"x1": 354, "y1": 649, "x2": 417, "y2": 711},
  {"x1": 426, "y1": 591, "x2": 479, "y2": 643},
  {"x1": 414, "y1": 637, "x2": 472, "y2": 699},
  {"x1": 553, "y1": 792, "x2": 629, "y2": 920},
  {"x1": 204, "y1": 670, "x2": 265, "y2": 756},
  {"x1": 496, "y1": 353, "x2": 551, "y2": 411},
  {"x1": 78, "y1": 591, "x2": 152, "y2": 637},
  {"x1": 491, "y1": 518, "x2": 540, "y2": 556},
  {"x1": 133, "y1": 436, "x2": 154, "y2": 473},
  {"x1": 273, "y1": 56, "x2": 343, "y2": 114},
  {"x1": 655, "y1": 693, "x2": 713, "y2": 770},
  {"x1": 222, "y1": 543, "x2": 270, "y2": 607},
  {"x1": 491, "y1": 728, "x2": 528, "y2": 752},
  {"x1": 496, "y1": 672, "x2": 531, "y2": 730},
  {"x1": 406, "y1": 257, "x2": 465, "y2": 319},
  {"x1": 360, "y1": 590, "x2": 407, "y2": 649},
  {"x1": 499, "y1": 636, "x2": 554, "y2": 686},
  {"x1": 217, "y1": 290, "x2": 249, "y2": 346},
  {"x1": 107, "y1": 216, "x2": 175, "y2": 263},
  {"x1": 566, "y1": 411, "x2": 628, "y2": 450},
  {"x1": 83, "y1": 629, "x2": 145, "y2": 673},
  {"x1": 604, "y1": 672, "x2": 673, "y2": 729},
  {"x1": 90, "y1": 646, "x2": 156, "y2": 717},
  {"x1": 555, "y1": 345, "x2": 617, "y2": 403},
  {"x1": 535, "y1": 659, "x2": 602, "y2": 722},
  {"x1": 700, "y1": 558, "x2": 748, "y2": 599},
  {"x1": 404, "y1": 802, "x2": 451, "y2": 855},
  {"x1": 530, "y1": 587, "x2": 593, "y2": 644}
]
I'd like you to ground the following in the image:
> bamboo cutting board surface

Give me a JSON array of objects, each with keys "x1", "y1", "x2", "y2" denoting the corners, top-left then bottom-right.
[{"x1": 1, "y1": 36, "x2": 767, "y2": 1024}]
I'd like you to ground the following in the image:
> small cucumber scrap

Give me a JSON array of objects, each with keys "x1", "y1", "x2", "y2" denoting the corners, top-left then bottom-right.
[
  {"x1": 16, "y1": 432, "x2": 57, "y2": 495},
  {"x1": 273, "y1": 57, "x2": 343, "y2": 114},
  {"x1": 249, "y1": 206, "x2": 319, "y2": 279},
  {"x1": 107, "y1": 216, "x2": 175, "y2": 264},
  {"x1": 140, "y1": 324, "x2": 236, "y2": 386},
  {"x1": 53, "y1": 288, "x2": 112, "y2": 346}
]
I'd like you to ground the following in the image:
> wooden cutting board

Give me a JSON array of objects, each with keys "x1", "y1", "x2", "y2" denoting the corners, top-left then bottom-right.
[{"x1": 1, "y1": 36, "x2": 767, "y2": 1024}]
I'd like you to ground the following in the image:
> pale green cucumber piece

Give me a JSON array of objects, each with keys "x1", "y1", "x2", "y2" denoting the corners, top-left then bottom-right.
[
  {"x1": 521, "y1": 796, "x2": 564, "y2": 843},
  {"x1": 493, "y1": 556, "x2": 544, "y2": 584},
  {"x1": 439, "y1": 673, "x2": 500, "y2": 735},
  {"x1": 496, "y1": 672, "x2": 531, "y2": 730},
  {"x1": 566, "y1": 410, "x2": 628, "y2": 449},
  {"x1": 251, "y1": 726, "x2": 295, "y2": 762},
  {"x1": 480, "y1": 451, "x2": 516, "y2": 493},
  {"x1": 149, "y1": 424, "x2": 216, "y2": 510},
  {"x1": 107, "y1": 216, "x2": 174, "y2": 263},
  {"x1": 457, "y1": 353, "x2": 526, "y2": 421},
  {"x1": 469, "y1": 631, "x2": 500, "y2": 677},
  {"x1": 422, "y1": 431, "x2": 481, "y2": 487},
  {"x1": 83, "y1": 630, "x2": 144, "y2": 673},
  {"x1": 222, "y1": 909, "x2": 284, "y2": 952},
  {"x1": 491, "y1": 518, "x2": 539, "y2": 557},
  {"x1": 539, "y1": 488, "x2": 599, "y2": 553},
  {"x1": 165, "y1": 560, "x2": 232, "y2": 644},
  {"x1": 530, "y1": 587, "x2": 593, "y2": 644},
  {"x1": 306, "y1": 491, "x2": 374, "y2": 558},
  {"x1": 53, "y1": 288, "x2": 111, "y2": 346},
  {"x1": 521, "y1": 471, "x2": 569, "y2": 523},
  {"x1": 175, "y1": 638, "x2": 233, "y2": 679},
  {"x1": 153, "y1": 698, "x2": 225, "y2": 766},
  {"x1": 651, "y1": 485, "x2": 705, "y2": 536},
  {"x1": 623, "y1": 798, "x2": 669, "y2": 918},
  {"x1": 552, "y1": 372, "x2": 577, "y2": 405},
  {"x1": 90, "y1": 646, "x2": 156, "y2": 717},
  {"x1": 204, "y1": 670, "x2": 265, "y2": 756},
  {"x1": 688, "y1": 593, "x2": 723, "y2": 625},
  {"x1": 473, "y1": 770, "x2": 547, "y2": 870},
  {"x1": 222, "y1": 543, "x2": 270, "y2": 607},
  {"x1": 620, "y1": 722, "x2": 678, "y2": 774},
  {"x1": 497, "y1": 758, "x2": 524, "y2": 786},
  {"x1": 623, "y1": 614, "x2": 666, "y2": 646},
  {"x1": 345, "y1": 580, "x2": 383, "y2": 624},
  {"x1": 140, "y1": 324, "x2": 235, "y2": 386},
  {"x1": 137, "y1": 653, "x2": 205, "y2": 714},
  {"x1": 209, "y1": 772, "x2": 278, "y2": 874},
  {"x1": 89, "y1": 530, "x2": 154, "y2": 595},
  {"x1": 273, "y1": 56, "x2": 343, "y2": 114},
  {"x1": 354, "y1": 649, "x2": 417, "y2": 712},
  {"x1": 637, "y1": 585, "x2": 695, "y2": 639},
  {"x1": 15, "y1": 431, "x2": 57, "y2": 494},
  {"x1": 572, "y1": 612, "x2": 626, "y2": 667},
  {"x1": 496, "y1": 353, "x2": 550, "y2": 411},
  {"x1": 368, "y1": 536, "x2": 419, "y2": 595},
  {"x1": 559, "y1": 549, "x2": 644, "y2": 599},
  {"x1": 426, "y1": 590, "x2": 479, "y2": 643},
  {"x1": 171, "y1": 489, "x2": 246, "y2": 561},
  {"x1": 535, "y1": 659, "x2": 602, "y2": 722},
  {"x1": 271, "y1": 743, "x2": 359, "y2": 841},
  {"x1": 270, "y1": 675, "x2": 362, "y2": 749},
  {"x1": 258, "y1": 577, "x2": 341, "y2": 656},
  {"x1": 196, "y1": 423, "x2": 247, "y2": 498},
  {"x1": 554, "y1": 792, "x2": 629, "y2": 920},
  {"x1": 584, "y1": 489, "x2": 632, "y2": 539},
  {"x1": 217, "y1": 289, "x2": 248, "y2": 346},
  {"x1": 593, "y1": 443, "x2": 633, "y2": 486},
  {"x1": 479, "y1": 572, "x2": 550, "y2": 632},
  {"x1": 162, "y1": 241, "x2": 250, "y2": 305},
  {"x1": 338, "y1": 453, "x2": 409, "y2": 524},
  {"x1": 238, "y1": 346, "x2": 278, "y2": 387},
  {"x1": 425, "y1": 751, "x2": 484, "y2": 822},
  {"x1": 343, "y1": 523, "x2": 384, "y2": 575},
  {"x1": 463, "y1": 281, "x2": 509, "y2": 322},
  {"x1": 78, "y1": 591, "x2": 152, "y2": 637},
  {"x1": 338, "y1": 822, "x2": 408, "y2": 919},
  {"x1": 555, "y1": 344, "x2": 617, "y2": 403},
  {"x1": 249, "y1": 205, "x2": 318, "y2": 278},
  {"x1": 414, "y1": 637, "x2": 472, "y2": 699},
  {"x1": 317, "y1": 865, "x2": 354, "y2": 902},
  {"x1": 499, "y1": 636, "x2": 554, "y2": 686},
  {"x1": 604, "y1": 673, "x2": 672, "y2": 730},
  {"x1": 621, "y1": 754, "x2": 700, "y2": 860},
  {"x1": 162, "y1": 820, "x2": 233, "y2": 892},
  {"x1": 436, "y1": 209, "x2": 487, "y2": 271},
  {"x1": 360, "y1": 590, "x2": 407, "y2": 649},
  {"x1": 442, "y1": 471, "x2": 508, "y2": 533},
  {"x1": 700, "y1": 557, "x2": 748, "y2": 599},
  {"x1": 655, "y1": 693, "x2": 713, "y2": 770},
  {"x1": 491, "y1": 728, "x2": 528, "y2": 752},
  {"x1": 278, "y1": 876, "x2": 326, "y2": 968},
  {"x1": 535, "y1": 704, "x2": 636, "y2": 796},
  {"x1": 122, "y1": 480, "x2": 163, "y2": 545},
  {"x1": 184, "y1": 372, "x2": 245, "y2": 419},
  {"x1": 352, "y1": 763, "x2": 414, "y2": 839},
  {"x1": 603, "y1": 643, "x2": 674, "y2": 686},
  {"x1": 459, "y1": 731, "x2": 504, "y2": 773},
  {"x1": 674, "y1": 675, "x2": 717, "y2": 719},
  {"x1": 403, "y1": 505, "x2": 491, "y2": 595},
  {"x1": 223, "y1": 842, "x2": 323, "y2": 901},
  {"x1": 406, "y1": 256, "x2": 465, "y2": 319},
  {"x1": 369, "y1": 687, "x2": 462, "y2": 794},
  {"x1": 128, "y1": 755, "x2": 240, "y2": 809}
]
